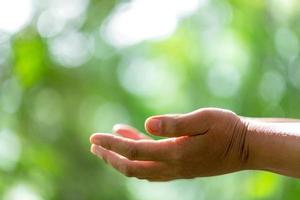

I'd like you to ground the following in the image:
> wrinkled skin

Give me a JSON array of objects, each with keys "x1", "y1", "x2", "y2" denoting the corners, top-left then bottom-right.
[{"x1": 90, "y1": 108, "x2": 250, "y2": 181}]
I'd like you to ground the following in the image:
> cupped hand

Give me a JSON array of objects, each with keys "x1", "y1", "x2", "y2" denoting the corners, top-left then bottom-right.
[{"x1": 90, "y1": 108, "x2": 250, "y2": 181}]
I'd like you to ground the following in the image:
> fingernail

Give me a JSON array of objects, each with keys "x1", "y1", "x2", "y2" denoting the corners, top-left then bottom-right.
[{"x1": 147, "y1": 118, "x2": 162, "y2": 134}]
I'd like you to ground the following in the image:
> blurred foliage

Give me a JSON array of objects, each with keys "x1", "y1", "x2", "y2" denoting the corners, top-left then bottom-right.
[{"x1": 1, "y1": 0, "x2": 300, "y2": 199}]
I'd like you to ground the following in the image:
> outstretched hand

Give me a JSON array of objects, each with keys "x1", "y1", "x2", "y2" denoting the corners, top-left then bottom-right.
[{"x1": 90, "y1": 108, "x2": 251, "y2": 181}]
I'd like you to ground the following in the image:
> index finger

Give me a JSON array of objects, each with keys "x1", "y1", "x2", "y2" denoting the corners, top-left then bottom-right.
[{"x1": 90, "y1": 133, "x2": 176, "y2": 161}]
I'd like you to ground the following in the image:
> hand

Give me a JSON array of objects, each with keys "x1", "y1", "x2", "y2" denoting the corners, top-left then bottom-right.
[{"x1": 90, "y1": 108, "x2": 250, "y2": 181}]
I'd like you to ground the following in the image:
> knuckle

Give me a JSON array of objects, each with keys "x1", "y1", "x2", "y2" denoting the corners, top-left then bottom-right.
[
  {"x1": 174, "y1": 119, "x2": 185, "y2": 133},
  {"x1": 169, "y1": 116, "x2": 186, "y2": 134},
  {"x1": 199, "y1": 109, "x2": 214, "y2": 120},
  {"x1": 102, "y1": 140, "x2": 112, "y2": 150},
  {"x1": 125, "y1": 145, "x2": 139, "y2": 160}
]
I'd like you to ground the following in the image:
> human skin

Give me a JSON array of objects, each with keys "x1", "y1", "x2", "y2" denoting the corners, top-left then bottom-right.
[{"x1": 89, "y1": 108, "x2": 300, "y2": 181}]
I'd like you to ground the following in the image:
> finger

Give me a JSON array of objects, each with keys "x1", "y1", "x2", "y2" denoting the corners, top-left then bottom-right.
[
  {"x1": 90, "y1": 133, "x2": 175, "y2": 161},
  {"x1": 113, "y1": 124, "x2": 150, "y2": 140},
  {"x1": 91, "y1": 144, "x2": 167, "y2": 179},
  {"x1": 145, "y1": 108, "x2": 230, "y2": 137}
]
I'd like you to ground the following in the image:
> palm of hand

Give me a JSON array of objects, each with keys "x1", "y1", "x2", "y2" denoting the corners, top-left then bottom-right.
[{"x1": 90, "y1": 108, "x2": 248, "y2": 181}]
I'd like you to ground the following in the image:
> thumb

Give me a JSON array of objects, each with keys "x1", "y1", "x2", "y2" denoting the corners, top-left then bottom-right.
[{"x1": 145, "y1": 109, "x2": 213, "y2": 137}]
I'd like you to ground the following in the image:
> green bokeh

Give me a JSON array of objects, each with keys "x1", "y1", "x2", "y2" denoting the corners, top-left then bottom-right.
[{"x1": 1, "y1": 0, "x2": 300, "y2": 199}]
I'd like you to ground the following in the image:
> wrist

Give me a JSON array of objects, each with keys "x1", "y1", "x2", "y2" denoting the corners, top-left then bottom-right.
[
  {"x1": 243, "y1": 120, "x2": 300, "y2": 177},
  {"x1": 240, "y1": 119, "x2": 272, "y2": 171}
]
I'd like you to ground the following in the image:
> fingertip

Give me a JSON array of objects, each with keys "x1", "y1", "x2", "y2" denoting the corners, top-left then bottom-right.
[
  {"x1": 90, "y1": 133, "x2": 110, "y2": 144},
  {"x1": 89, "y1": 133, "x2": 98, "y2": 144},
  {"x1": 144, "y1": 117, "x2": 152, "y2": 134},
  {"x1": 90, "y1": 144, "x2": 97, "y2": 155},
  {"x1": 145, "y1": 117, "x2": 162, "y2": 135}
]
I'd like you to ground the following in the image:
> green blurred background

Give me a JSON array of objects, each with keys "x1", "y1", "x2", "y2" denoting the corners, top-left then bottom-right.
[{"x1": 1, "y1": 0, "x2": 300, "y2": 199}]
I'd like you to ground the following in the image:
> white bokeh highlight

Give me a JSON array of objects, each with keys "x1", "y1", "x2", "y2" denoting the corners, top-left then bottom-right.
[
  {"x1": 0, "y1": 0, "x2": 33, "y2": 33},
  {"x1": 0, "y1": 129, "x2": 21, "y2": 171},
  {"x1": 36, "y1": 0, "x2": 89, "y2": 38},
  {"x1": 49, "y1": 30, "x2": 93, "y2": 67},
  {"x1": 207, "y1": 65, "x2": 241, "y2": 98},
  {"x1": 275, "y1": 27, "x2": 299, "y2": 62},
  {"x1": 0, "y1": 78, "x2": 22, "y2": 114},
  {"x1": 37, "y1": 10, "x2": 66, "y2": 38},
  {"x1": 259, "y1": 70, "x2": 286, "y2": 104},
  {"x1": 289, "y1": 62, "x2": 300, "y2": 90},
  {"x1": 102, "y1": 0, "x2": 205, "y2": 47},
  {"x1": 268, "y1": 0, "x2": 298, "y2": 21},
  {"x1": 0, "y1": 33, "x2": 11, "y2": 65},
  {"x1": 118, "y1": 59, "x2": 179, "y2": 98},
  {"x1": 3, "y1": 183, "x2": 43, "y2": 200}
]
